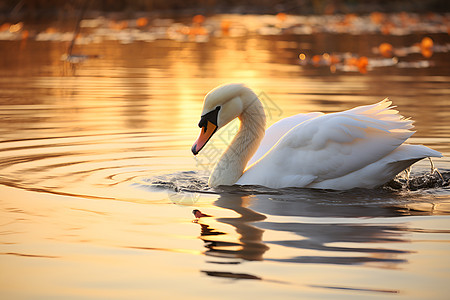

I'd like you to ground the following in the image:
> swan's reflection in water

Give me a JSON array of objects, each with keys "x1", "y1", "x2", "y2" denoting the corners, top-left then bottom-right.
[
  {"x1": 195, "y1": 188, "x2": 449, "y2": 272},
  {"x1": 197, "y1": 195, "x2": 269, "y2": 262}
]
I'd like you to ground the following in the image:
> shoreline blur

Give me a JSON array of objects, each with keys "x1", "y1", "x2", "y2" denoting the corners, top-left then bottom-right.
[{"x1": 1, "y1": 0, "x2": 450, "y2": 22}]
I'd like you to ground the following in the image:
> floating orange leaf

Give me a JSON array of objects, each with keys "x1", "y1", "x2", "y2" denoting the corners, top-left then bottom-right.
[
  {"x1": 357, "y1": 56, "x2": 369, "y2": 73},
  {"x1": 0, "y1": 23, "x2": 11, "y2": 31},
  {"x1": 221, "y1": 20, "x2": 231, "y2": 35},
  {"x1": 45, "y1": 27, "x2": 57, "y2": 34},
  {"x1": 21, "y1": 30, "x2": 29, "y2": 39},
  {"x1": 193, "y1": 15, "x2": 205, "y2": 24},
  {"x1": 379, "y1": 43, "x2": 393, "y2": 58},
  {"x1": 312, "y1": 55, "x2": 321, "y2": 66},
  {"x1": 370, "y1": 12, "x2": 385, "y2": 24},
  {"x1": 276, "y1": 13, "x2": 287, "y2": 22},
  {"x1": 421, "y1": 48, "x2": 433, "y2": 58},
  {"x1": 136, "y1": 17, "x2": 148, "y2": 27},
  {"x1": 421, "y1": 37, "x2": 433, "y2": 49}
]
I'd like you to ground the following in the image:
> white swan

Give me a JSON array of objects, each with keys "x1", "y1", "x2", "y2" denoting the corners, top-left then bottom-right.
[{"x1": 191, "y1": 83, "x2": 442, "y2": 190}]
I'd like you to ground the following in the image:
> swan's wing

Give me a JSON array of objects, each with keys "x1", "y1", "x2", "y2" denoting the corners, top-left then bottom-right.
[
  {"x1": 243, "y1": 99, "x2": 422, "y2": 186},
  {"x1": 247, "y1": 112, "x2": 323, "y2": 165},
  {"x1": 310, "y1": 144, "x2": 442, "y2": 189}
]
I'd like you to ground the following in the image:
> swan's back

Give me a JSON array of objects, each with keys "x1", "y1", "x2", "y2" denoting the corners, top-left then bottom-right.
[
  {"x1": 238, "y1": 99, "x2": 442, "y2": 189},
  {"x1": 247, "y1": 112, "x2": 323, "y2": 165}
]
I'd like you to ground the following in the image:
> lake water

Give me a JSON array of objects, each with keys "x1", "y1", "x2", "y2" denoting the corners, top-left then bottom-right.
[{"x1": 1, "y1": 14, "x2": 450, "y2": 299}]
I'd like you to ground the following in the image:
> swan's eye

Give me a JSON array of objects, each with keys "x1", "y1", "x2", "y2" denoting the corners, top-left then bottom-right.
[
  {"x1": 198, "y1": 106, "x2": 221, "y2": 129},
  {"x1": 198, "y1": 118, "x2": 207, "y2": 128}
]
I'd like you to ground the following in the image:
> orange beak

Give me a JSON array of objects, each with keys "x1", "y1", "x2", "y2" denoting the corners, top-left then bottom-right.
[{"x1": 191, "y1": 121, "x2": 218, "y2": 155}]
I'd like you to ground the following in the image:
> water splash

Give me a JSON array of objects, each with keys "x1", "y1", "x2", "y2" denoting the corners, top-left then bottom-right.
[
  {"x1": 146, "y1": 171, "x2": 209, "y2": 193},
  {"x1": 143, "y1": 169, "x2": 450, "y2": 196},
  {"x1": 385, "y1": 170, "x2": 450, "y2": 191}
]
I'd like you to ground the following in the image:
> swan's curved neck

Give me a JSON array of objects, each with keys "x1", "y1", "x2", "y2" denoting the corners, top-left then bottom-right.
[{"x1": 209, "y1": 97, "x2": 266, "y2": 187}]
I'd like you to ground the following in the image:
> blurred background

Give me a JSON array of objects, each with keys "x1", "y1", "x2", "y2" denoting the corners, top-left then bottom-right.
[{"x1": 1, "y1": 0, "x2": 450, "y2": 20}]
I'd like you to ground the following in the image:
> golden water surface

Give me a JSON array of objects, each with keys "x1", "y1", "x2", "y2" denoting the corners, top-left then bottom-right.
[{"x1": 1, "y1": 16, "x2": 450, "y2": 299}]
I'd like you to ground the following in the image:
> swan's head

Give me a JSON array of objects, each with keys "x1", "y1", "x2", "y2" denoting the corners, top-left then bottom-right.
[{"x1": 192, "y1": 83, "x2": 246, "y2": 155}]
